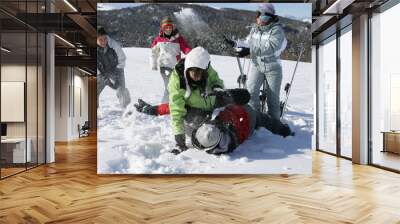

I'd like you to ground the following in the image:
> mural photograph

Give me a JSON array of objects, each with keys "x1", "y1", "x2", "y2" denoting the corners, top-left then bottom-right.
[{"x1": 97, "y1": 3, "x2": 313, "y2": 174}]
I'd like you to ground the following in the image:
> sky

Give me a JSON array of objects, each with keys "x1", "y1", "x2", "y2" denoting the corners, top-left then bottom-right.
[{"x1": 97, "y1": 3, "x2": 311, "y2": 20}]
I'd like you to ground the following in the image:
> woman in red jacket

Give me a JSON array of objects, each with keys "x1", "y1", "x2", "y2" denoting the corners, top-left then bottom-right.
[{"x1": 150, "y1": 16, "x2": 192, "y2": 103}]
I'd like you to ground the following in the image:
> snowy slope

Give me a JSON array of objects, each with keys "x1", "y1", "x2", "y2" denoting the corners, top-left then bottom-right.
[{"x1": 98, "y1": 47, "x2": 314, "y2": 174}]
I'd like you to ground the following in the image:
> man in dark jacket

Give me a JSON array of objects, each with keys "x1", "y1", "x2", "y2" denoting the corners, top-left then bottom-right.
[{"x1": 97, "y1": 27, "x2": 131, "y2": 108}]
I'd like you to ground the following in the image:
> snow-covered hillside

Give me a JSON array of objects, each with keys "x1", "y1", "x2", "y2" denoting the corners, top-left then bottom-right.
[{"x1": 98, "y1": 47, "x2": 314, "y2": 174}]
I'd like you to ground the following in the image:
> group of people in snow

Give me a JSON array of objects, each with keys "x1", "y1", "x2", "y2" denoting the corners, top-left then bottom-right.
[{"x1": 97, "y1": 3, "x2": 292, "y2": 155}]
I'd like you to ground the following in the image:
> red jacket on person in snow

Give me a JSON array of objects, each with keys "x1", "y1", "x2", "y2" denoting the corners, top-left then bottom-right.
[
  {"x1": 155, "y1": 103, "x2": 251, "y2": 146},
  {"x1": 218, "y1": 105, "x2": 251, "y2": 144}
]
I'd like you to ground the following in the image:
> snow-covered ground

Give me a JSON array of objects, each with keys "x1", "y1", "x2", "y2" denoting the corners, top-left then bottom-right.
[{"x1": 98, "y1": 47, "x2": 314, "y2": 174}]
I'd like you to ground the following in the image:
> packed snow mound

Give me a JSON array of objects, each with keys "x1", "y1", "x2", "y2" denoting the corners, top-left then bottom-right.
[{"x1": 98, "y1": 47, "x2": 313, "y2": 174}]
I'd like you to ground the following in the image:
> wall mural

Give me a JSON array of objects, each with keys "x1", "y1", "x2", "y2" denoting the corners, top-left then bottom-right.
[{"x1": 97, "y1": 3, "x2": 313, "y2": 174}]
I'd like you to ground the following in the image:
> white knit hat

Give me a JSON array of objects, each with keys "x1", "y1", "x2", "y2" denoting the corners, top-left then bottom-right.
[
  {"x1": 184, "y1": 47, "x2": 210, "y2": 76},
  {"x1": 257, "y1": 3, "x2": 275, "y2": 15},
  {"x1": 183, "y1": 47, "x2": 210, "y2": 99},
  {"x1": 193, "y1": 123, "x2": 222, "y2": 150}
]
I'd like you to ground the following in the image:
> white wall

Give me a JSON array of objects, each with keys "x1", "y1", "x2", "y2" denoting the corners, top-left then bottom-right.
[
  {"x1": 55, "y1": 66, "x2": 69, "y2": 141},
  {"x1": 73, "y1": 72, "x2": 89, "y2": 137},
  {"x1": 55, "y1": 67, "x2": 89, "y2": 141}
]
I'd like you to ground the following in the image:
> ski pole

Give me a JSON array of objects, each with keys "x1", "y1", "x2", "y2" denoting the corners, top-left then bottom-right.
[
  {"x1": 221, "y1": 35, "x2": 247, "y2": 88},
  {"x1": 236, "y1": 56, "x2": 246, "y2": 88},
  {"x1": 260, "y1": 78, "x2": 267, "y2": 113},
  {"x1": 280, "y1": 43, "x2": 305, "y2": 118}
]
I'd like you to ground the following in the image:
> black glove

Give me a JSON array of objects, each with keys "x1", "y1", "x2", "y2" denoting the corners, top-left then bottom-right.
[
  {"x1": 212, "y1": 88, "x2": 251, "y2": 107},
  {"x1": 98, "y1": 73, "x2": 117, "y2": 90},
  {"x1": 235, "y1": 47, "x2": 250, "y2": 58},
  {"x1": 227, "y1": 88, "x2": 250, "y2": 105},
  {"x1": 237, "y1": 75, "x2": 247, "y2": 86},
  {"x1": 105, "y1": 77, "x2": 118, "y2": 90},
  {"x1": 170, "y1": 134, "x2": 188, "y2": 155},
  {"x1": 223, "y1": 36, "x2": 236, "y2": 48},
  {"x1": 210, "y1": 87, "x2": 228, "y2": 97},
  {"x1": 111, "y1": 68, "x2": 124, "y2": 88},
  {"x1": 101, "y1": 69, "x2": 121, "y2": 90},
  {"x1": 134, "y1": 99, "x2": 158, "y2": 116}
]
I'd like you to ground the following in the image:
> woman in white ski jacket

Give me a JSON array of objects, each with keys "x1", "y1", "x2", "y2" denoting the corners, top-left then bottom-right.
[{"x1": 228, "y1": 3, "x2": 287, "y2": 120}]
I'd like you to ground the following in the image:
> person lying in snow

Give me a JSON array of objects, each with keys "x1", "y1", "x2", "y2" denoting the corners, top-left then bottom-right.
[
  {"x1": 134, "y1": 47, "x2": 292, "y2": 154},
  {"x1": 135, "y1": 97, "x2": 293, "y2": 155},
  {"x1": 150, "y1": 16, "x2": 192, "y2": 103}
]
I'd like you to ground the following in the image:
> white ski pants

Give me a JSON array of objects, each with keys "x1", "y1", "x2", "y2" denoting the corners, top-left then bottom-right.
[{"x1": 247, "y1": 63, "x2": 282, "y2": 120}]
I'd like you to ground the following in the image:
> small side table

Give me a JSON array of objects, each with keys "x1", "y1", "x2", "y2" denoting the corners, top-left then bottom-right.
[{"x1": 381, "y1": 131, "x2": 400, "y2": 154}]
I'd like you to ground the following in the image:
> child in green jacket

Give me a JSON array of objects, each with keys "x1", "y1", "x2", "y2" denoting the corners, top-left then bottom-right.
[{"x1": 167, "y1": 47, "x2": 224, "y2": 153}]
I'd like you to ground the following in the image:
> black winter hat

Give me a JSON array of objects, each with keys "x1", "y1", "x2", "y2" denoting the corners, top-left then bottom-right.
[{"x1": 97, "y1": 27, "x2": 107, "y2": 36}]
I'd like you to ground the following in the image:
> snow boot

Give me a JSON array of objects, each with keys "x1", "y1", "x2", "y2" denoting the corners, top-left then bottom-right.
[
  {"x1": 267, "y1": 118, "x2": 294, "y2": 138},
  {"x1": 258, "y1": 112, "x2": 295, "y2": 137},
  {"x1": 279, "y1": 123, "x2": 295, "y2": 138}
]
